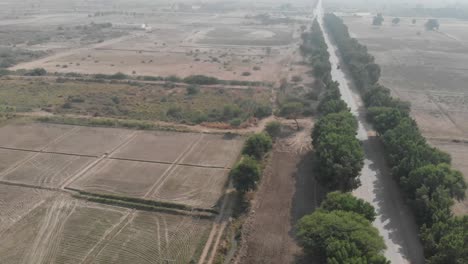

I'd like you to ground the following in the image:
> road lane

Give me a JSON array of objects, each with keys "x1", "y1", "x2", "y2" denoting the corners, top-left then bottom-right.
[{"x1": 315, "y1": 1, "x2": 425, "y2": 263}]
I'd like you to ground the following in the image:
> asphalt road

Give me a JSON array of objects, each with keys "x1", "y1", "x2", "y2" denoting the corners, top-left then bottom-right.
[{"x1": 316, "y1": 1, "x2": 425, "y2": 263}]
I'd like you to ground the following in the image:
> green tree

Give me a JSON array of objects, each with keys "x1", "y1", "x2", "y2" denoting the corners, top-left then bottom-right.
[
  {"x1": 320, "y1": 191, "x2": 376, "y2": 221},
  {"x1": 420, "y1": 215, "x2": 468, "y2": 264},
  {"x1": 296, "y1": 210, "x2": 387, "y2": 263},
  {"x1": 318, "y1": 99, "x2": 349, "y2": 115},
  {"x1": 279, "y1": 102, "x2": 303, "y2": 130},
  {"x1": 367, "y1": 107, "x2": 407, "y2": 135},
  {"x1": 231, "y1": 156, "x2": 261, "y2": 193},
  {"x1": 392, "y1": 17, "x2": 401, "y2": 25},
  {"x1": 242, "y1": 133, "x2": 273, "y2": 160},
  {"x1": 312, "y1": 111, "x2": 357, "y2": 146},
  {"x1": 403, "y1": 163, "x2": 466, "y2": 201},
  {"x1": 373, "y1": 14, "x2": 384, "y2": 26},
  {"x1": 315, "y1": 133, "x2": 364, "y2": 191}
]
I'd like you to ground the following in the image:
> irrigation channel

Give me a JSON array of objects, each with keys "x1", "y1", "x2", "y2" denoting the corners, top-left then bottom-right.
[{"x1": 315, "y1": 1, "x2": 424, "y2": 263}]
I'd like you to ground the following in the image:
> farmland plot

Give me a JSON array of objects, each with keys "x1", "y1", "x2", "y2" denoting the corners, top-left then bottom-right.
[
  {"x1": 0, "y1": 185, "x2": 54, "y2": 233},
  {"x1": 44, "y1": 126, "x2": 134, "y2": 157},
  {"x1": 151, "y1": 166, "x2": 229, "y2": 208},
  {"x1": 0, "y1": 152, "x2": 95, "y2": 188},
  {"x1": 69, "y1": 159, "x2": 170, "y2": 198},
  {"x1": 0, "y1": 123, "x2": 73, "y2": 151},
  {"x1": 94, "y1": 211, "x2": 211, "y2": 264},
  {"x1": 0, "y1": 196, "x2": 129, "y2": 264},
  {"x1": 110, "y1": 131, "x2": 201, "y2": 163}
]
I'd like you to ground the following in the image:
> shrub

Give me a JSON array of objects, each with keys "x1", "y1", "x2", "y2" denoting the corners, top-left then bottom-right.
[
  {"x1": 183, "y1": 75, "x2": 219, "y2": 85},
  {"x1": 230, "y1": 118, "x2": 242, "y2": 127},
  {"x1": 265, "y1": 121, "x2": 282, "y2": 138},
  {"x1": 186, "y1": 85, "x2": 200, "y2": 95},
  {"x1": 254, "y1": 105, "x2": 272, "y2": 118},
  {"x1": 25, "y1": 68, "x2": 47, "y2": 76}
]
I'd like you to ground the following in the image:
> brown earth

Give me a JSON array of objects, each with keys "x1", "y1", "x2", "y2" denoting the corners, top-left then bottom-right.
[{"x1": 234, "y1": 119, "x2": 326, "y2": 264}]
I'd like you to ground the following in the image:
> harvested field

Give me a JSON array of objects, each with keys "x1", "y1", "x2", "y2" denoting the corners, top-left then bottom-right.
[
  {"x1": 70, "y1": 159, "x2": 170, "y2": 198},
  {"x1": 94, "y1": 211, "x2": 211, "y2": 264},
  {"x1": 0, "y1": 148, "x2": 33, "y2": 173},
  {"x1": 151, "y1": 166, "x2": 229, "y2": 208},
  {"x1": 0, "y1": 123, "x2": 73, "y2": 150},
  {"x1": 0, "y1": 152, "x2": 95, "y2": 188},
  {"x1": 110, "y1": 131, "x2": 200, "y2": 163},
  {"x1": 344, "y1": 15, "x2": 468, "y2": 214},
  {"x1": 0, "y1": 184, "x2": 54, "y2": 233},
  {"x1": 180, "y1": 134, "x2": 244, "y2": 168},
  {"x1": 44, "y1": 126, "x2": 133, "y2": 156},
  {"x1": 0, "y1": 196, "x2": 129, "y2": 264}
]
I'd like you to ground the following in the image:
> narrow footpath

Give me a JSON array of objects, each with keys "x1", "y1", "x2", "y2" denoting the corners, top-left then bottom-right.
[{"x1": 316, "y1": 1, "x2": 424, "y2": 263}]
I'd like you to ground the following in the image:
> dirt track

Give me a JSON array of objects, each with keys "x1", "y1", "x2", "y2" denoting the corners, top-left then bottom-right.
[{"x1": 234, "y1": 120, "x2": 324, "y2": 264}]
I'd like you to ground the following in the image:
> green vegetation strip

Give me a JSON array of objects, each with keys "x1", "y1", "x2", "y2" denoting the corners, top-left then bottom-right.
[
  {"x1": 295, "y1": 19, "x2": 385, "y2": 263},
  {"x1": 36, "y1": 116, "x2": 189, "y2": 132},
  {"x1": 324, "y1": 13, "x2": 467, "y2": 264},
  {"x1": 66, "y1": 188, "x2": 218, "y2": 215}
]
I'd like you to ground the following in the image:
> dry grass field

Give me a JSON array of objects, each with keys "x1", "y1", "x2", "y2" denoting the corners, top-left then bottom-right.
[
  {"x1": 343, "y1": 15, "x2": 468, "y2": 214},
  {"x1": 0, "y1": 79, "x2": 271, "y2": 125}
]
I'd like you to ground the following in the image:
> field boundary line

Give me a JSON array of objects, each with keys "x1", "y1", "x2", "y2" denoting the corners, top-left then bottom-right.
[
  {"x1": 59, "y1": 131, "x2": 139, "y2": 189},
  {"x1": 144, "y1": 133, "x2": 205, "y2": 199},
  {"x1": 0, "y1": 127, "x2": 81, "y2": 179},
  {"x1": 108, "y1": 156, "x2": 229, "y2": 170},
  {"x1": 0, "y1": 146, "x2": 99, "y2": 158}
]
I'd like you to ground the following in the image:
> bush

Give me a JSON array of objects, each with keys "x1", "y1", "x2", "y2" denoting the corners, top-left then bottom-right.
[
  {"x1": 230, "y1": 118, "x2": 242, "y2": 127},
  {"x1": 25, "y1": 68, "x2": 47, "y2": 76},
  {"x1": 183, "y1": 75, "x2": 219, "y2": 85},
  {"x1": 231, "y1": 156, "x2": 261, "y2": 193},
  {"x1": 242, "y1": 133, "x2": 273, "y2": 160},
  {"x1": 254, "y1": 105, "x2": 272, "y2": 118},
  {"x1": 186, "y1": 85, "x2": 200, "y2": 95},
  {"x1": 265, "y1": 121, "x2": 281, "y2": 138}
]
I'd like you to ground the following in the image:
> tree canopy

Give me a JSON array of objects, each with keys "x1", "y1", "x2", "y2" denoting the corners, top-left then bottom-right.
[
  {"x1": 231, "y1": 156, "x2": 261, "y2": 193},
  {"x1": 297, "y1": 211, "x2": 388, "y2": 264},
  {"x1": 320, "y1": 191, "x2": 377, "y2": 221},
  {"x1": 242, "y1": 133, "x2": 272, "y2": 160}
]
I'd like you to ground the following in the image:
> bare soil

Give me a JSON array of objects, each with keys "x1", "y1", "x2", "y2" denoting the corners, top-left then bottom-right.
[{"x1": 235, "y1": 120, "x2": 325, "y2": 264}]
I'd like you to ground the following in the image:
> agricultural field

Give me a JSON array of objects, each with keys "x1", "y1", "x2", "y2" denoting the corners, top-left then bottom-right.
[
  {"x1": 0, "y1": 121, "x2": 242, "y2": 262},
  {"x1": 343, "y1": 15, "x2": 468, "y2": 214}
]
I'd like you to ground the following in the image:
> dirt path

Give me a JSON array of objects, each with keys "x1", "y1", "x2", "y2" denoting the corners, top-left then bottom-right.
[
  {"x1": 234, "y1": 119, "x2": 323, "y2": 264},
  {"x1": 316, "y1": 1, "x2": 425, "y2": 263}
]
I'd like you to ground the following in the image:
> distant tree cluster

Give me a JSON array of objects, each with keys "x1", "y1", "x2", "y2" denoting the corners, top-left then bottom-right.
[
  {"x1": 297, "y1": 192, "x2": 388, "y2": 263},
  {"x1": 324, "y1": 13, "x2": 467, "y2": 264}
]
